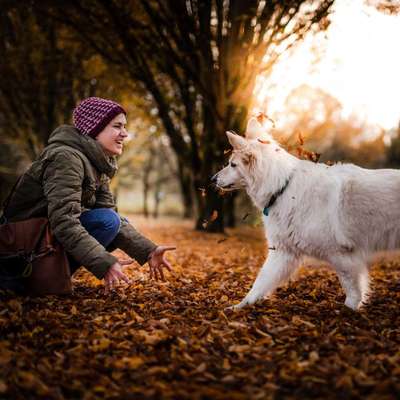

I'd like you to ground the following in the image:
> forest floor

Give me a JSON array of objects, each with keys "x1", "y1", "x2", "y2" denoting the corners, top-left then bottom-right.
[{"x1": 1, "y1": 216, "x2": 399, "y2": 399}]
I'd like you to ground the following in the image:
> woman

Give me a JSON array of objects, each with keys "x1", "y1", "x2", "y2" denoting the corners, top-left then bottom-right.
[{"x1": 1, "y1": 97, "x2": 174, "y2": 294}]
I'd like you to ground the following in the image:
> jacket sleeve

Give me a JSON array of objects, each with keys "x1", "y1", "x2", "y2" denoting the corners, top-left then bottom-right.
[
  {"x1": 95, "y1": 179, "x2": 158, "y2": 265},
  {"x1": 43, "y1": 152, "x2": 117, "y2": 279},
  {"x1": 111, "y1": 217, "x2": 158, "y2": 265}
]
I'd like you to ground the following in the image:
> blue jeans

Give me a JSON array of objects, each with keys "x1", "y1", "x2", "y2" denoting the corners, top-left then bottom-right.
[{"x1": 68, "y1": 208, "x2": 121, "y2": 274}]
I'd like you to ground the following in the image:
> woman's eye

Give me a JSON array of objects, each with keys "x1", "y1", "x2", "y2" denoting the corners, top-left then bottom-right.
[{"x1": 230, "y1": 162, "x2": 237, "y2": 168}]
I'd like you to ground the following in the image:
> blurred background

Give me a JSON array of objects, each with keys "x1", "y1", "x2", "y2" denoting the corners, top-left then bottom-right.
[{"x1": 0, "y1": 0, "x2": 399, "y2": 232}]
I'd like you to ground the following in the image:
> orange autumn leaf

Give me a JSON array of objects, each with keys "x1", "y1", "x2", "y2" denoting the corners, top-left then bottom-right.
[
  {"x1": 258, "y1": 138, "x2": 271, "y2": 144},
  {"x1": 298, "y1": 132, "x2": 305, "y2": 146}
]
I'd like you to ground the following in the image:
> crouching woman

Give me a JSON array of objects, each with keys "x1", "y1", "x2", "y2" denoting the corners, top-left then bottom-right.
[{"x1": 0, "y1": 97, "x2": 174, "y2": 295}]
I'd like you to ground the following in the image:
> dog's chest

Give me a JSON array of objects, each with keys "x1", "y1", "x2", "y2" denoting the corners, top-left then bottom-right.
[{"x1": 265, "y1": 211, "x2": 332, "y2": 259}]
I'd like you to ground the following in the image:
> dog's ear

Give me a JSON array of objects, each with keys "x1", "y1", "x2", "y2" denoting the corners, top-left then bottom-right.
[
  {"x1": 245, "y1": 117, "x2": 264, "y2": 140},
  {"x1": 226, "y1": 131, "x2": 247, "y2": 149}
]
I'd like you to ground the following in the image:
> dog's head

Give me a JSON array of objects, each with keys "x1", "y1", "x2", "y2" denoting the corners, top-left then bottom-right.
[{"x1": 211, "y1": 117, "x2": 275, "y2": 191}]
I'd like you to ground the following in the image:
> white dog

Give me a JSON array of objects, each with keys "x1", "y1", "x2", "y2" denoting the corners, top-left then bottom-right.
[{"x1": 212, "y1": 117, "x2": 400, "y2": 310}]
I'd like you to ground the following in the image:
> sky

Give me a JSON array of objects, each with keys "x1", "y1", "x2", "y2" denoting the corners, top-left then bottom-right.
[{"x1": 254, "y1": 0, "x2": 400, "y2": 130}]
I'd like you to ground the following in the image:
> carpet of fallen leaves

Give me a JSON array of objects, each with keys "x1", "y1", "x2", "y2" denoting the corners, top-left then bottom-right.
[{"x1": 1, "y1": 216, "x2": 400, "y2": 400}]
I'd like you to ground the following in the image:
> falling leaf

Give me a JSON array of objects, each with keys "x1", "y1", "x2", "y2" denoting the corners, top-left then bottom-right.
[
  {"x1": 298, "y1": 132, "x2": 304, "y2": 146},
  {"x1": 256, "y1": 112, "x2": 276, "y2": 128},
  {"x1": 210, "y1": 210, "x2": 218, "y2": 222},
  {"x1": 242, "y1": 212, "x2": 250, "y2": 221},
  {"x1": 258, "y1": 139, "x2": 271, "y2": 145},
  {"x1": 311, "y1": 152, "x2": 321, "y2": 162},
  {"x1": 256, "y1": 111, "x2": 266, "y2": 123}
]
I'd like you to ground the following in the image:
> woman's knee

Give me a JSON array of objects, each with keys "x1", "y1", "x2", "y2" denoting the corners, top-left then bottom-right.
[
  {"x1": 98, "y1": 208, "x2": 121, "y2": 234},
  {"x1": 80, "y1": 208, "x2": 121, "y2": 237}
]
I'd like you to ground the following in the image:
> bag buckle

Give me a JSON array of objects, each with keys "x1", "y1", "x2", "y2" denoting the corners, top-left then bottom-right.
[{"x1": 21, "y1": 252, "x2": 35, "y2": 278}]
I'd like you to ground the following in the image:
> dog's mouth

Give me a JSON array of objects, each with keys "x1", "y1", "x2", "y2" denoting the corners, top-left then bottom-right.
[{"x1": 215, "y1": 183, "x2": 236, "y2": 191}]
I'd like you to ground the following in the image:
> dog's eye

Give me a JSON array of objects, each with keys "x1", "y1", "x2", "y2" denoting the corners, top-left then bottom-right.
[{"x1": 230, "y1": 162, "x2": 237, "y2": 168}]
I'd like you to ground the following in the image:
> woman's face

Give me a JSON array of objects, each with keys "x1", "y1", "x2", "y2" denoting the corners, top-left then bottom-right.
[{"x1": 96, "y1": 113, "x2": 128, "y2": 156}]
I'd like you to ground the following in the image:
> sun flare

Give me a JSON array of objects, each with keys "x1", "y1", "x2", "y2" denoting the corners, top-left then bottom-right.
[{"x1": 253, "y1": 0, "x2": 400, "y2": 130}]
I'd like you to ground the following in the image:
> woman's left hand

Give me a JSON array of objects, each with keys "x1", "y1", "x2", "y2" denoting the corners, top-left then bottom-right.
[{"x1": 148, "y1": 245, "x2": 176, "y2": 281}]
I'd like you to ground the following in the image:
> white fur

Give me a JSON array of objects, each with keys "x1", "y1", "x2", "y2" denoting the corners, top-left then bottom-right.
[{"x1": 215, "y1": 118, "x2": 400, "y2": 310}]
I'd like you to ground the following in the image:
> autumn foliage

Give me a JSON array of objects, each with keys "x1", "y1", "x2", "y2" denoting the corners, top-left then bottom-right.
[{"x1": 1, "y1": 217, "x2": 400, "y2": 399}]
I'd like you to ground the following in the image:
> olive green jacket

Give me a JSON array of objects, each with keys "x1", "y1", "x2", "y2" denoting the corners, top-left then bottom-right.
[{"x1": 3, "y1": 125, "x2": 157, "y2": 279}]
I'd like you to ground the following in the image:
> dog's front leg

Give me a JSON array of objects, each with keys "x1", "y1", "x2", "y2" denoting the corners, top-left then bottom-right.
[{"x1": 227, "y1": 251, "x2": 298, "y2": 310}]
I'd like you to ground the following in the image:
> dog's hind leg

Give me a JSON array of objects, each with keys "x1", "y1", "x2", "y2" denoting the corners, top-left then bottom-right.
[
  {"x1": 228, "y1": 252, "x2": 298, "y2": 310},
  {"x1": 332, "y1": 255, "x2": 369, "y2": 310}
]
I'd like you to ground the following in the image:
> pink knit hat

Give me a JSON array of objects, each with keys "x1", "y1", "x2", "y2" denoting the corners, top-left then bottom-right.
[{"x1": 72, "y1": 97, "x2": 126, "y2": 138}]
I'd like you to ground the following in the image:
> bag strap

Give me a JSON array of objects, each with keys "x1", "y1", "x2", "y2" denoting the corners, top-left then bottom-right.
[
  {"x1": 31, "y1": 220, "x2": 51, "y2": 253},
  {"x1": 2, "y1": 175, "x2": 23, "y2": 216}
]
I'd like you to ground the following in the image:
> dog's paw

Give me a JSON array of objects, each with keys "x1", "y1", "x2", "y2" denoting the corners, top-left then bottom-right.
[
  {"x1": 225, "y1": 301, "x2": 248, "y2": 312},
  {"x1": 224, "y1": 304, "x2": 239, "y2": 312},
  {"x1": 344, "y1": 297, "x2": 362, "y2": 311}
]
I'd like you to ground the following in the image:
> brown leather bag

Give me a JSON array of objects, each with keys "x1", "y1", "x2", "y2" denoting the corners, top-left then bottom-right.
[{"x1": 0, "y1": 217, "x2": 72, "y2": 296}]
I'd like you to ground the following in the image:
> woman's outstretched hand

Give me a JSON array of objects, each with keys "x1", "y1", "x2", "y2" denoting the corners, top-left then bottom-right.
[
  {"x1": 104, "y1": 259, "x2": 133, "y2": 294},
  {"x1": 148, "y1": 246, "x2": 176, "y2": 281}
]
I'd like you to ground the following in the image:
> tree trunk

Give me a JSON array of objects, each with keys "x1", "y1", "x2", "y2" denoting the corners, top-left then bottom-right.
[
  {"x1": 153, "y1": 190, "x2": 160, "y2": 219},
  {"x1": 225, "y1": 193, "x2": 236, "y2": 228},
  {"x1": 152, "y1": 178, "x2": 162, "y2": 219},
  {"x1": 177, "y1": 161, "x2": 194, "y2": 219},
  {"x1": 143, "y1": 181, "x2": 149, "y2": 218}
]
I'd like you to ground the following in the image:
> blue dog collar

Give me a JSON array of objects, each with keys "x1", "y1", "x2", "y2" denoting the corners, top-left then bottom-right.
[{"x1": 262, "y1": 177, "x2": 291, "y2": 217}]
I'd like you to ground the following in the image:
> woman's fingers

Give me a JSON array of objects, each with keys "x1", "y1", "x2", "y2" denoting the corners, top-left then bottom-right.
[
  {"x1": 158, "y1": 246, "x2": 176, "y2": 254},
  {"x1": 115, "y1": 270, "x2": 131, "y2": 284},
  {"x1": 158, "y1": 265, "x2": 165, "y2": 281},
  {"x1": 104, "y1": 269, "x2": 131, "y2": 295},
  {"x1": 154, "y1": 265, "x2": 161, "y2": 281},
  {"x1": 118, "y1": 259, "x2": 134, "y2": 266},
  {"x1": 149, "y1": 264, "x2": 154, "y2": 280},
  {"x1": 162, "y1": 259, "x2": 172, "y2": 271},
  {"x1": 105, "y1": 278, "x2": 114, "y2": 294}
]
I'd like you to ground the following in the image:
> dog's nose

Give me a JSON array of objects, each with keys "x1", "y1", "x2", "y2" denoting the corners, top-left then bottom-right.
[{"x1": 210, "y1": 173, "x2": 218, "y2": 184}]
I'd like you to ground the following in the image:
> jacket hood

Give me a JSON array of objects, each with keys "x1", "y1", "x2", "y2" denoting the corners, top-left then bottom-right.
[{"x1": 47, "y1": 125, "x2": 117, "y2": 178}]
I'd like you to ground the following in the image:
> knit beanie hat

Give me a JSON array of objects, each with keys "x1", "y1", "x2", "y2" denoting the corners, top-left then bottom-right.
[{"x1": 72, "y1": 97, "x2": 126, "y2": 138}]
